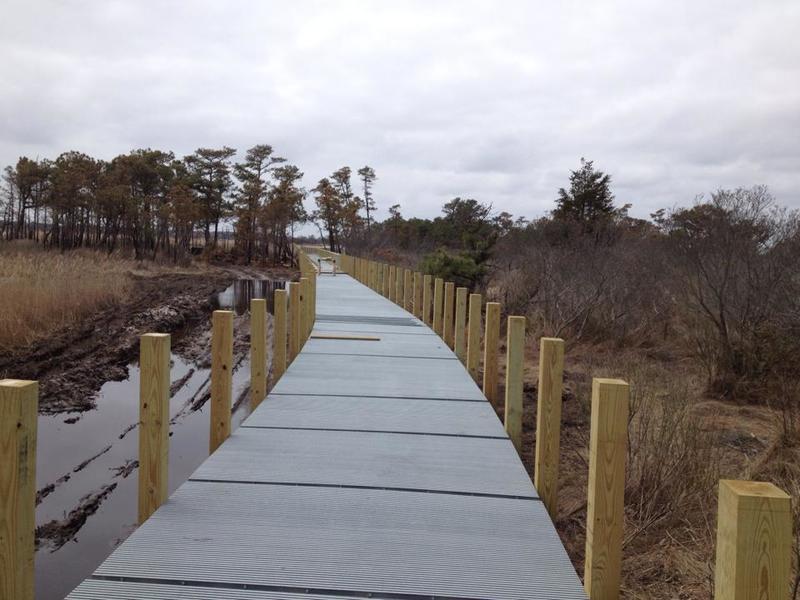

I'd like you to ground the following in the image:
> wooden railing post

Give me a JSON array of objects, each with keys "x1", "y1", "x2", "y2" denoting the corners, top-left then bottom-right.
[
  {"x1": 300, "y1": 277, "x2": 310, "y2": 344},
  {"x1": 413, "y1": 272, "x2": 423, "y2": 318},
  {"x1": 714, "y1": 480, "x2": 791, "y2": 600},
  {"x1": 272, "y1": 288, "x2": 287, "y2": 385},
  {"x1": 443, "y1": 282, "x2": 455, "y2": 348},
  {"x1": 535, "y1": 337, "x2": 565, "y2": 518},
  {"x1": 433, "y1": 277, "x2": 444, "y2": 336},
  {"x1": 138, "y1": 333, "x2": 170, "y2": 524},
  {"x1": 454, "y1": 287, "x2": 468, "y2": 363},
  {"x1": 288, "y1": 281, "x2": 301, "y2": 362},
  {"x1": 388, "y1": 265, "x2": 397, "y2": 302},
  {"x1": 0, "y1": 379, "x2": 37, "y2": 600},
  {"x1": 504, "y1": 316, "x2": 525, "y2": 453},
  {"x1": 467, "y1": 293, "x2": 482, "y2": 381},
  {"x1": 482, "y1": 302, "x2": 500, "y2": 403},
  {"x1": 584, "y1": 378, "x2": 629, "y2": 600},
  {"x1": 404, "y1": 269, "x2": 413, "y2": 312},
  {"x1": 250, "y1": 299, "x2": 267, "y2": 410},
  {"x1": 422, "y1": 274, "x2": 433, "y2": 325},
  {"x1": 210, "y1": 310, "x2": 234, "y2": 454},
  {"x1": 395, "y1": 266, "x2": 403, "y2": 305},
  {"x1": 383, "y1": 263, "x2": 391, "y2": 298}
]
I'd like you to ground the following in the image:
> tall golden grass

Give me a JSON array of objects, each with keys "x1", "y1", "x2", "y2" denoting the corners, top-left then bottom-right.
[{"x1": 0, "y1": 243, "x2": 133, "y2": 353}]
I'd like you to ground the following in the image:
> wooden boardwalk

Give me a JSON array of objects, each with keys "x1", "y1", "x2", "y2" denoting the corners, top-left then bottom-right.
[{"x1": 67, "y1": 257, "x2": 586, "y2": 600}]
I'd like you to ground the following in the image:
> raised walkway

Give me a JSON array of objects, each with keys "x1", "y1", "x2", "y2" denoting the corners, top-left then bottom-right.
[{"x1": 67, "y1": 258, "x2": 586, "y2": 600}]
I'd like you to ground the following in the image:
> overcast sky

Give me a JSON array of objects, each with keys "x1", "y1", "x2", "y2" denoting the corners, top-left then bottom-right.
[{"x1": 1, "y1": 0, "x2": 798, "y2": 222}]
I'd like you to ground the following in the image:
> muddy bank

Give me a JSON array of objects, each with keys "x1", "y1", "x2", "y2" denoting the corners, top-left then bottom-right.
[{"x1": 0, "y1": 265, "x2": 293, "y2": 414}]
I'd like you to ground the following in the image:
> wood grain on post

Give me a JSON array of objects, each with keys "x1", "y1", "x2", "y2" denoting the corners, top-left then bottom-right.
[
  {"x1": 433, "y1": 277, "x2": 444, "y2": 336},
  {"x1": 138, "y1": 333, "x2": 170, "y2": 524},
  {"x1": 288, "y1": 282, "x2": 301, "y2": 362},
  {"x1": 467, "y1": 293, "x2": 482, "y2": 380},
  {"x1": 272, "y1": 288, "x2": 287, "y2": 385},
  {"x1": 0, "y1": 379, "x2": 37, "y2": 600},
  {"x1": 443, "y1": 282, "x2": 455, "y2": 348},
  {"x1": 388, "y1": 265, "x2": 397, "y2": 302},
  {"x1": 210, "y1": 310, "x2": 234, "y2": 454},
  {"x1": 404, "y1": 269, "x2": 413, "y2": 312},
  {"x1": 454, "y1": 287, "x2": 468, "y2": 362},
  {"x1": 584, "y1": 378, "x2": 629, "y2": 600},
  {"x1": 535, "y1": 337, "x2": 565, "y2": 518},
  {"x1": 713, "y1": 480, "x2": 791, "y2": 600},
  {"x1": 422, "y1": 274, "x2": 433, "y2": 326},
  {"x1": 504, "y1": 316, "x2": 526, "y2": 453},
  {"x1": 482, "y1": 302, "x2": 501, "y2": 403},
  {"x1": 250, "y1": 299, "x2": 267, "y2": 410},
  {"x1": 413, "y1": 272, "x2": 423, "y2": 318}
]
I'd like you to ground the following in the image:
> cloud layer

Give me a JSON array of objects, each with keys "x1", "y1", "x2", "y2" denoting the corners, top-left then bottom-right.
[{"x1": 2, "y1": 0, "x2": 798, "y2": 221}]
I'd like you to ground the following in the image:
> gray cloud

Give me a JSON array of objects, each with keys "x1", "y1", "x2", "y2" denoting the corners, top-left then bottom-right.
[{"x1": 1, "y1": 0, "x2": 798, "y2": 223}]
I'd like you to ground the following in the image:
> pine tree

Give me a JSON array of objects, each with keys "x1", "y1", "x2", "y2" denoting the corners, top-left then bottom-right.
[{"x1": 554, "y1": 158, "x2": 615, "y2": 228}]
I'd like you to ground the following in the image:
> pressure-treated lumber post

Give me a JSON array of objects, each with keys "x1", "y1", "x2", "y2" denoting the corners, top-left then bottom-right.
[
  {"x1": 713, "y1": 480, "x2": 791, "y2": 600},
  {"x1": 504, "y1": 316, "x2": 526, "y2": 453},
  {"x1": 534, "y1": 337, "x2": 565, "y2": 518},
  {"x1": 250, "y1": 299, "x2": 267, "y2": 410},
  {"x1": 382, "y1": 264, "x2": 390, "y2": 297},
  {"x1": 482, "y1": 302, "x2": 500, "y2": 403},
  {"x1": 404, "y1": 269, "x2": 413, "y2": 312},
  {"x1": 300, "y1": 277, "x2": 310, "y2": 344},
  {"x1": 584, "y1": 378, "x2": 629, "y2": 600},
  {"x1": 138, "y1": 333, "x2": 170, "y2": 524},
  {"x1": 443, "y1": 282, "x2": 455, "y2": 348},
  {"x1": 395, "y1": 266, "x2": 403, "y2": 305},
  {"x1": 414, "y1": 272, "x2": 423, "y2": 319},
  {"x1": 454, "y1": 287, "x2": 468, "y2": 362},
  {"x1": 433, "y1": 277, "x2": 444, "y2": 336},
  {"x1": 288, "y1": 281, "x2": 301, "y2": 362},
  {"x1": 467, "y1": 293, "x2": 482, "y2": 380},
  {"x1": 422, "y1": 274, "x2": 433, "y2": 325},
  {"x1": 272, "y1": 288, "x2": 287, "y2": 385},
  {"x1": 388, "y1": 265, "x2": 397, "y2": 302},
  {"x1": 210, "y1": 310, "x2": 234, "y2": 454},
  {"x1": 0, "y1": 379, "x2": 37, "y2": 600}
]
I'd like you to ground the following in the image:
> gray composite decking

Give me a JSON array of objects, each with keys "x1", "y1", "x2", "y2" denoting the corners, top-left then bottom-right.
[{"x1": 67, "y1": 257, "x2": 586, "y2": 600}]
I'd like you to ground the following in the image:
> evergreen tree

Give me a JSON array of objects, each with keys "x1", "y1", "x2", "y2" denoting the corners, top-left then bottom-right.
[{"x1": 553, "y1": 158, "x2": 615, "y2": 228}]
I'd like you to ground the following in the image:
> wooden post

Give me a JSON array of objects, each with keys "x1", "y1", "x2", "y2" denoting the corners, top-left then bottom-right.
[
  {"x1": 138, "y1": 333, "x2": 170, "y2": 524},
  {"x1": 395, "y1": 266, "x2": 403, "y2": 305},
  {"x1": 443, "y1": 282, "x2": 455, "y2": 348},
  {"x1": 534, "y1": 337, "x2": 565, "y2": 518},
  {"x1": 504, "y1": 316, "x2": 525, "y2": 453},
  {"x1": 388, "y1": 265, "x2": 396, "y2": 302},
  {"x1": 422, "y1": 274, "x2": 433, "y2": 326},
  {"x1": 584, "y1": 378, "x2": 629, "y2": 600},
  {"x1": 0, "y1": 379, "x2": 37, "y2": 600},
  {"x1": 433, "y1": 277, "x2": 444, "y2": 336},
  {"x1": 404, "y1": 269, "x2": 413, "y2": 312},
  {"x1": 382, "y1": 264, "x2": 390, "y2": 298},
  {"x1": 714, "y1": 480, "x2": 791, "y2": 600},
  {"x1": 210, "y1": 310, "x2": 234, "y2": 454},
  {"x1": 250, "y1": 299, "x2": 267, "y2": 410},
  {"x1": 454, "y1": 287, "x2": 468, "y2": 363},
  {"x1": 467, "y1": 293, "x2": 482, "y2": 380},
  {"x1": 413, "y1": 272, "x2": 423, "y2": 318},
  {"x1": 272, "y1": 288, "x2": 287, "y2": 385},
  {"x1": 300, "y1": 277, "x2": 310, "y2": 344},
  {"x1": 288, "y1": 281, "x2": 301, "y2": 362},
  {"x1": 482, "y1": 302, "x2": 500, "y2": 403}
]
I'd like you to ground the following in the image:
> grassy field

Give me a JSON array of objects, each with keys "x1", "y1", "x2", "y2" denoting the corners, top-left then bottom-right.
[{"x1": 0, "y1": 243, "x2": 136, "y2": 353}]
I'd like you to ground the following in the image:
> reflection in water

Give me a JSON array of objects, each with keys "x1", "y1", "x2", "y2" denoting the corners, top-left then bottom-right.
[{"x1": 213, "y1": 279, "x2": 286, "y2": 315}]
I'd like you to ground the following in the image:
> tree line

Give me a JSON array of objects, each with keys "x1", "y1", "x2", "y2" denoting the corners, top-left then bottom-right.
[{"x1": 0, "y1": 145, "x2": 379, "y2": 263}]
